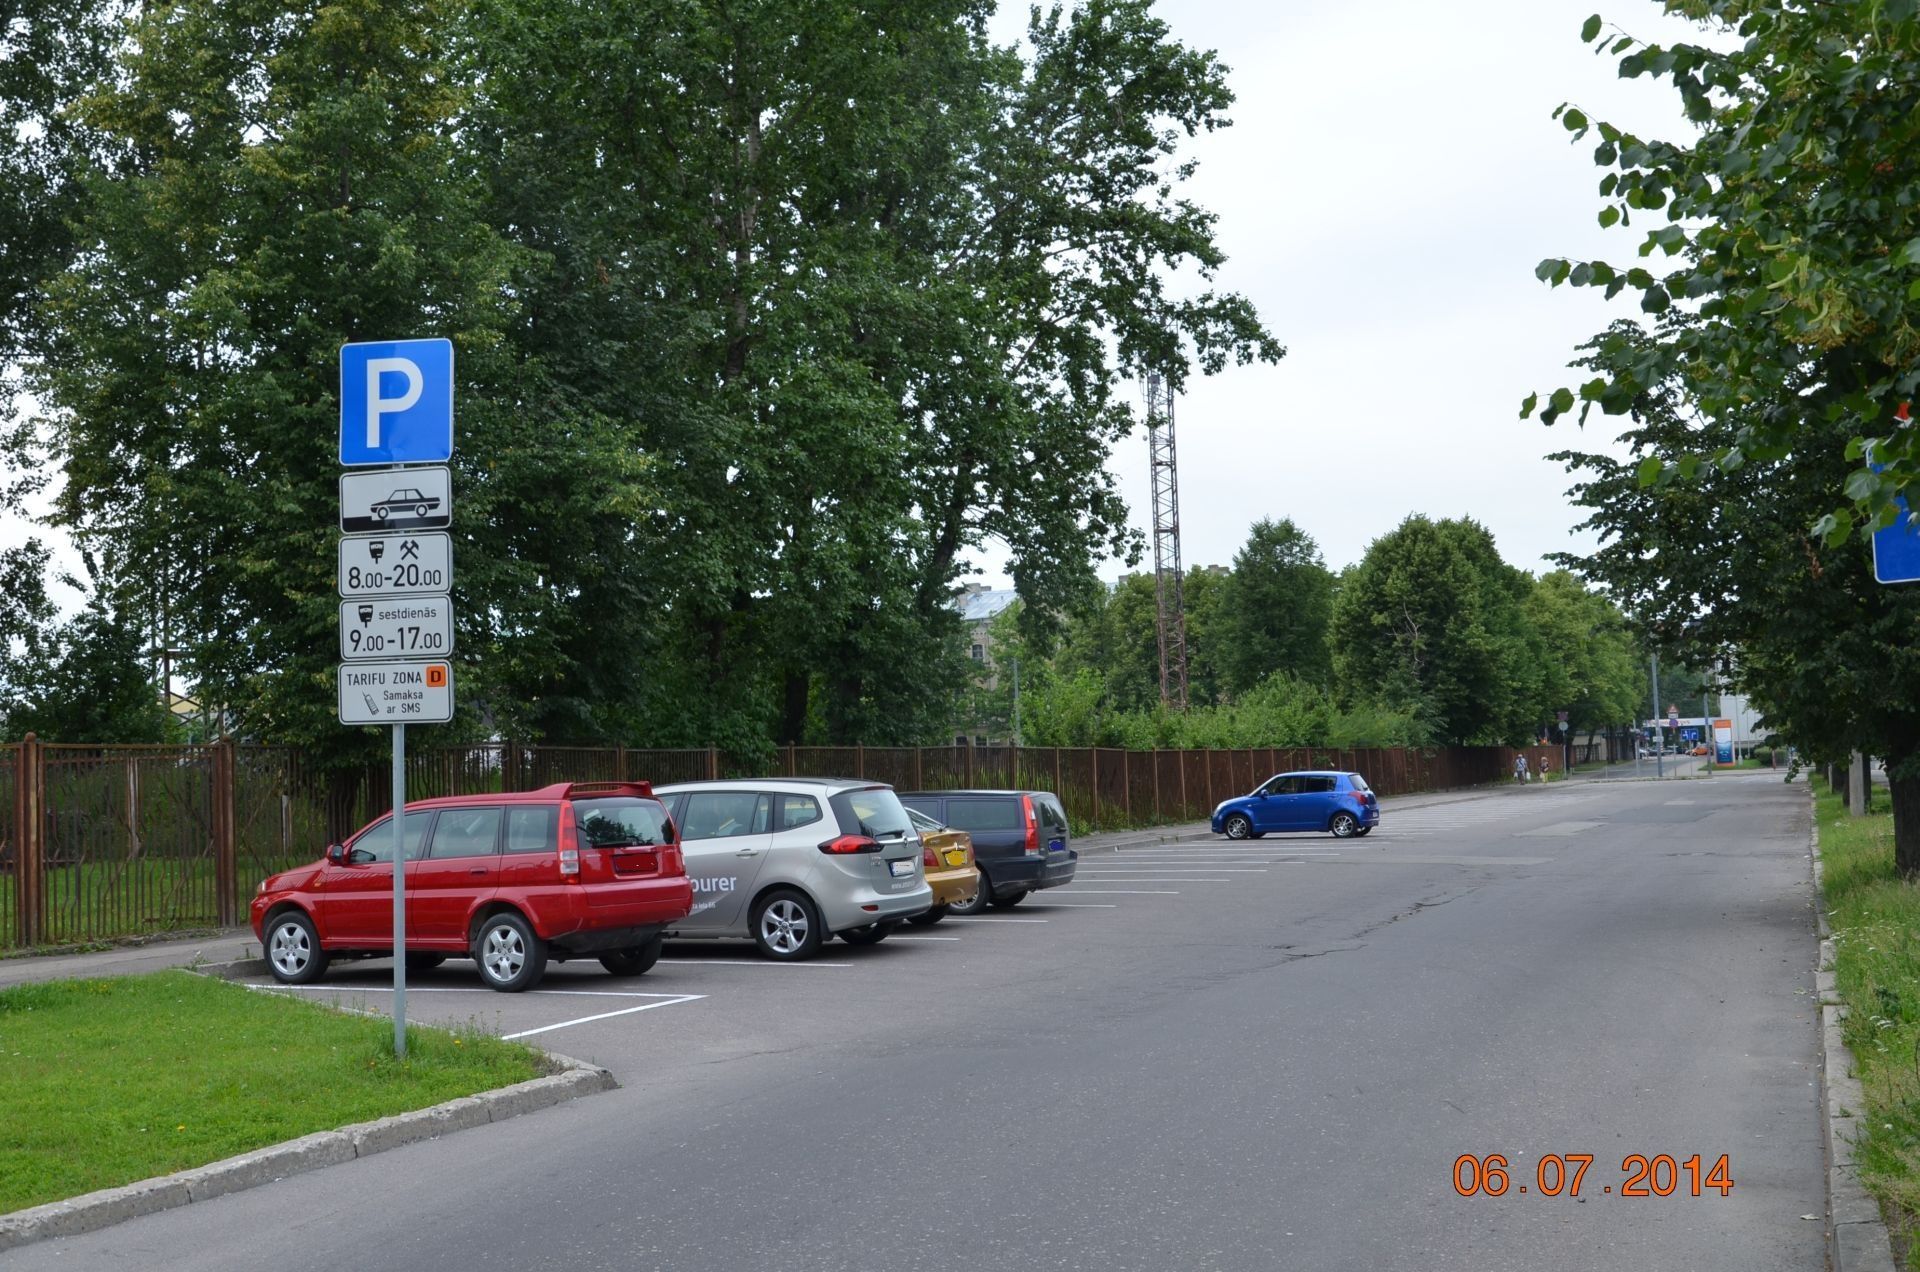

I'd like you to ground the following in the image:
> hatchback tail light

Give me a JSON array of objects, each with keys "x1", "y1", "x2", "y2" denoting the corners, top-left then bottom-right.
[
  {"x1": 558, "y1": 806, "x2": 581, "y2": 878},
  {"x1": 1022, "y1": 795, "x2": 1040, "y2": 857},
  {"x1": 819, "y1": 834, "x2": 880, "y2": 855}
]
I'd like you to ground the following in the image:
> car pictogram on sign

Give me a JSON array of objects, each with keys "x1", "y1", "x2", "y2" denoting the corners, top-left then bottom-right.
[{"x1": 371, "y1": 489, "x2": 440, "y2": 520}]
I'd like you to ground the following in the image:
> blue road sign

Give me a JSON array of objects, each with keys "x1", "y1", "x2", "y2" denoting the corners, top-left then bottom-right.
[
  {"x1": 340, "y1": 338, "x2": 453, "y2": 466},
  {"x1": 1873, "y1": 495, "x2": 1920, "y2": 584}
]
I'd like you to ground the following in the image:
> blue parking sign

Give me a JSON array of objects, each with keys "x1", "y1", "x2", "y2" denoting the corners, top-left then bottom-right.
[
  {"x1": 1873, "y1": 495, "x2": 1920, "y2": 584},
  {"x1": 339, "y1": 338, "x2": 453, "y2": 466}
]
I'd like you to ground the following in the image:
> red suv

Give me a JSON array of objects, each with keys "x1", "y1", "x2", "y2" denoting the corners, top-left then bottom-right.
[{"x1": 250, "y1": 782, "x2": 693, "y2": 992}]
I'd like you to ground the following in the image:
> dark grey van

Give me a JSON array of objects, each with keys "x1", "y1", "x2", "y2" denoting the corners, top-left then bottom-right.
[{"x1": 896, "y1": 789, "x2": 1076, "y2": 913}]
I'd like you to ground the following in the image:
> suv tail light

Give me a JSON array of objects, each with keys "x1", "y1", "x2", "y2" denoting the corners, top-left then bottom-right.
[
  {"x1": 558, "y1": 806, "x2": 581, "y2": 878},
  {"x1": 819, "y1": 834, "x2": 880, "y2": 855},
  {"x1": 1022, "y1": 795, "x2": 1040, "y2": 857}
]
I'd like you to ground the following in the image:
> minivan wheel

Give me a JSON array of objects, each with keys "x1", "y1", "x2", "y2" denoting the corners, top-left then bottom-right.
[
  {"x1": 599, "y1": 934, "x2": 664, "y2": 977},
  {"x1": 948, "y1": 871, "x2": 991, "y2": 916},
  {"x1": 840, "y1": 921, "x2": 896, "y2": 946},
  {"x1": 266, "y1": 911, "x2": 329, "y2": 985},
  {"x1": 1223, "y1": 813, "x2": 1253, "y2": 840},
  {"x1": 751, "y1": 890, "x2": 823, "y2": 961},
  {"x1": 1329, "y1": 812, "x2": 1358, "y2": 838},
  {"x1": 908, "y1": 905, "x2": 948, "y2": 927},
  {"x1": 474, "y1": 912, "x2": 547, "y2": 992}
]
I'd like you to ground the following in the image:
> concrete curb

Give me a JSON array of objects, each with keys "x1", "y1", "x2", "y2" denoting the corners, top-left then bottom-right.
[
  {"x1": 1810, "y1": 795, "x2": 1899, "y2": 1272},
  {"x1": 0, "y1": 1050, "x2": 616, "y2": 1254}
]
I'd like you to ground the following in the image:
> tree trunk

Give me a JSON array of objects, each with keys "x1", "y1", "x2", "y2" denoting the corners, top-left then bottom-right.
[
  {"x1": 779, "y1": 673, "x2": 809, "y2": 746},
  {"x1": 1851, "y1": 750, "x2": 1868, "y2": 817},
  {"x1": 1890, "y1": 769, "x2": 1920, "y2": 876}
]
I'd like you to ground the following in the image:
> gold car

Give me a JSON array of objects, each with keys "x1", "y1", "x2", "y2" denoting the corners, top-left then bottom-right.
[{"x1": 907, "y1": 806, "x2": 978, "y2": 926}]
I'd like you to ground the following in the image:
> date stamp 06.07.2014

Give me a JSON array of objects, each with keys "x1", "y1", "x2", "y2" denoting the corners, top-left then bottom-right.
[{"x1": 1453, "y1": 1154, "x2": 1734, "y2": 1199}]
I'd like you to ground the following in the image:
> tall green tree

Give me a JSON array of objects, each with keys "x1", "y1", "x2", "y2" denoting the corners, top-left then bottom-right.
[
  {"x1": 27, "y1": 0, "x2": 651, "y2": 754},
  {"x1": 1215, "y1": 518, "x2": 1333, "y2": 693},
  {"x1": 5, "y1": 547, "x2": 177, "y2": 743},
  {"x1": 1329, "y1": 515, "x2": 1544, "y2": 745},
  {"x1": 1525, "y1": 569, "x2": 1642, "y2": 734},
  {"x1": 1527, "y1": 3, "x2": 1920, "y2": 540},
  {"x1": 472, "y1": 0, "x2": 1281, "y2": 746}
]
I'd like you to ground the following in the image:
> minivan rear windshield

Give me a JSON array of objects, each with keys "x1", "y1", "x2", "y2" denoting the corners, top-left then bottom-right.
[
  {"x1": 572, "y1": 797, "x2": 673, "y2": 848},
  {"x1": 831, "y1": 787, "x2": 915, "y2": 841}
]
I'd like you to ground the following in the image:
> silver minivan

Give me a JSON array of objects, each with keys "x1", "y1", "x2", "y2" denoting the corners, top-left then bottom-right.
[{"x1": 652, "y1": 778, "x2": 933, "y2": 960}]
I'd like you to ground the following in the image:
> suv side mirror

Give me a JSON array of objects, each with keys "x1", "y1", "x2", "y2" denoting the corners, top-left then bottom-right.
[{"x1": 325, "y1": 843, "x2": 345, "y2": 864}]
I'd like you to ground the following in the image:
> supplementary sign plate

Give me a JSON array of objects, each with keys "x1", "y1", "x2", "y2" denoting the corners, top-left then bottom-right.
[
  {"x1": 338, "y1": 661, "x2": 453, "y2": 725},
  {"x1": 338, "y1": 532, "x2": 452, "y2": 599},
  {"x1": 340, "y1": 466, "x2": 451, "y2": 534},
  {"x1": 339, "y1": 595, "x2": 454, "y2": 662}
]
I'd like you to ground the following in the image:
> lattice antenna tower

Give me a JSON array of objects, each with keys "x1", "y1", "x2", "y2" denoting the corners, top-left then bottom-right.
[{"x1": 1144, "y1": 370, "x2": 1190, "y2": 710}]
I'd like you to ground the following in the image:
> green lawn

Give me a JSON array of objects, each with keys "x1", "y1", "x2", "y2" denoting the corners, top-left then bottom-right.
[
  {"x1": 0, "y1": 972, "x2": 540, "y2": 1214},
  {"x1": 1815, "y1": 778, "x2": 1920, "y2": 1264}
]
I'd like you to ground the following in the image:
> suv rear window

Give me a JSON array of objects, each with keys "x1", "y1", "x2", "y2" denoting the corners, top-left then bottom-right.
[
  {"x1": 831, "y1": 786, "x2": 914, "y2": 840},
  {"x1": 944, "y1": 798, "x2": 1021, "y2": 833},
  {"x1": 505, "y1": 806, "x2": 557, "y2": 854},
  {"x1": 572, "y1": 797, "x2": 674, "y2": 847}
]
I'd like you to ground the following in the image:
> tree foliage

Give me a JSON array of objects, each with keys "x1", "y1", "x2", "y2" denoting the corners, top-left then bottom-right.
[
  {"x1": 1527, "y1": 3, "x2": 1920, "y2": 542},
  {"x1": 17, "y1": 0, "x2": 1279, "y2": 753},
  {"x1": 1216, "y1": 517, "x2": 1333, "y2": 693}
]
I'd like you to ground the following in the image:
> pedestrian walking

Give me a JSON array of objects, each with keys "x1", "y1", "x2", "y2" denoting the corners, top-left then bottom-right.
[{"x1": 1514, "y1": 754, "x2": 1528, "y2": 784}]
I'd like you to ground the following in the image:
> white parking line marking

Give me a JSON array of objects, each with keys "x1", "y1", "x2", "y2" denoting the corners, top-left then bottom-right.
[
  {"x1": 888, "y1": 935, "x2": 962, "y2": 942},
  {"x1": 1027, "y1": 903, "x2": 1118, "y2": 908},
  {"x1": 1062, "y1": 889, "x2": 1179, "y2": 895},
  {"x1": 251, "y1": 986, "x2": 688, "y2": 999},
  {"x1": 1082, "y1": 867, "x2": 1267, "y2": 872},
  {"x1": 504, "y1": 994, "x2": 706, "y2": 1040},
  {"x1": 1071, "y1": 877, "x2": 1231, "y2": 882},
  {"x1": 944, "y1": 916, "x2": 1048, "y2": 923},
  {"x1": 658, "y1": 959, "x2": 853, "y2": 968}
]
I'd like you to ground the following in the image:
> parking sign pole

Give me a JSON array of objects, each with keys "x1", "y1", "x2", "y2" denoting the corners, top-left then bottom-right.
[{"x1": 392, "y1": 722, "x2": 407, "y2": 1059}]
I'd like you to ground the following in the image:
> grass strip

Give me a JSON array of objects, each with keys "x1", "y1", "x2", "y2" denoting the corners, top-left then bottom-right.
[
  {"x1": 0, "y1": 971, "x2": 539, "y2": 1214},
  {"x1": 1815, "y1": 777, "x2": 1920, "y2": 1266}
]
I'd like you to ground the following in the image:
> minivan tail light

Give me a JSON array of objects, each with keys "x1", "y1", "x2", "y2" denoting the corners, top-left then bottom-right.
[
  {"x1": 558, "y1": 806, "x2": 581, "y2": 878},
  {"x1": 819, "y1": 834, "x2": 880, "y2": 855},
  {"x1": 1022, "y1": 795, "x2": 1040, "y2": 857}
]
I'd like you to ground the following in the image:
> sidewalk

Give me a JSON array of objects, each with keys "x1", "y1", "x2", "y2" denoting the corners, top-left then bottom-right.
[{"x1": 0, "y1": 930, "x2": 258, "y2": 990}]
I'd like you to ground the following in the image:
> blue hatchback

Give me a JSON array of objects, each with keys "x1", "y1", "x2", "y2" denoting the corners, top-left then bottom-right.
[{"x1": 1210, "y1": 771, "x2": 1380, "y2": 840}]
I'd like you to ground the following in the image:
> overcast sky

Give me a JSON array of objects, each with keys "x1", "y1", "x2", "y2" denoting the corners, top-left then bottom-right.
[
  {"x1": 6, "y1": 0, "x2": 1708, "y2": 607},
  {"x1": 973, "y1": 0, "x2": 1707, "y2": 585}
]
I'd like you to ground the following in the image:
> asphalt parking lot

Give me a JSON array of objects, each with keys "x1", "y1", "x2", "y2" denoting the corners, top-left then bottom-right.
[{"x1": 18, "y1": 776, "x2": 1827, "y2": 1272}]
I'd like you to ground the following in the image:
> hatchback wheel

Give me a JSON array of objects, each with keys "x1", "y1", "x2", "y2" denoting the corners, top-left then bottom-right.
[
  {"x1": 474, "y1": 912, "x2": 546, "y2": 992},
  {"x1": 1354, "y1": 826, "x2": 1372, "y2": 838},
  {"x1": 840, "y1": 921, "x2": 896, "y2": 946},
  {"x1": 600, "y1": 934, "x2": 664, "y2": 977},
  {"x1": 1223, "y1": 813, "x2": 1253, "y2": 840},
  {"x1": 948, "y1": 871, "x2": 991, "y2": 916},
  {"x1": 266, "y1": 911, "x2": 329, "y2": 985},
  {"x1": 1329, "y1": 812, "x2": 1358, "y2": 838},
  {"x1": 751, "y1": 889, "x2": 823, "y2": 961},
  {"x1": 908, "y1": 905, "x2": 948, "y2": 927}
]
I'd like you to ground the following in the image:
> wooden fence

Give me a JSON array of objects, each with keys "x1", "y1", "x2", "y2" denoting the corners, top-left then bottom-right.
[{"x1": 0, "y1": 735, "x2": 1555, "y2": 951}]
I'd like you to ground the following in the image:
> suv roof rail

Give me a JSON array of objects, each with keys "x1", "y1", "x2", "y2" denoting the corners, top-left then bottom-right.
[{"x1": 534, "y1": 780, "x2": 657, "y2": 800}]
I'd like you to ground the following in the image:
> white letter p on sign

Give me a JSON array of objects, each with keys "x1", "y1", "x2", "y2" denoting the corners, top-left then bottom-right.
[{"x1": 365, "y1": 357, "x2": 424, "y2": 448}]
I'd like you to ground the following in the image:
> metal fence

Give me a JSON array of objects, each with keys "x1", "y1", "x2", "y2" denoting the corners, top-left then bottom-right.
[{"x1": 1, "y1": 734, "x2": 1553, "y2": 951}]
